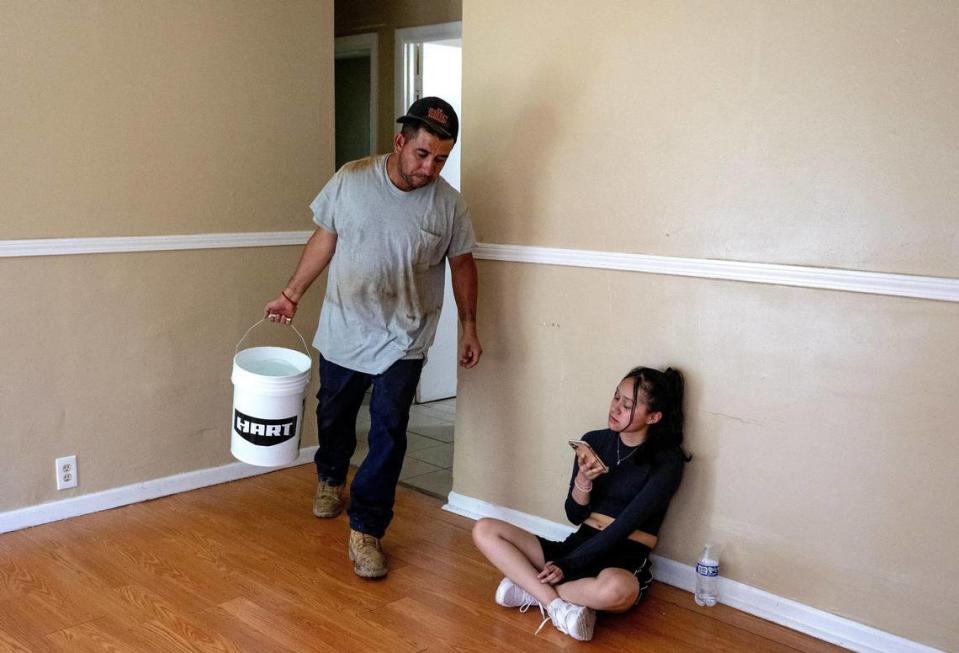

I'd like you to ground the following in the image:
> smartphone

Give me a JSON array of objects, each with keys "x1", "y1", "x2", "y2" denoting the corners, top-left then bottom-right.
[{"x1": 568, "y1": 440, "x2": 610, "y2": 474}]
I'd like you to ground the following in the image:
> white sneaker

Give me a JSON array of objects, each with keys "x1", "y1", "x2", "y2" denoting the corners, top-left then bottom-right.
[
  {"x1": 541, "y1": 598, "x2": 596, "y2": 641},
  {"x1": 494, "y1": 577, "x2": 540, "y2": 611}
]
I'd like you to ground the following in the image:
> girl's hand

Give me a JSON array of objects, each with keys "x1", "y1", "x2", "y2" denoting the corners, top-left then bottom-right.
[
  {"x1": 538, "y1": 562, "x2": 565, "y2": 585},
  {"x1": 575, "y1": 451, "x2": 605, "y2": 481}
]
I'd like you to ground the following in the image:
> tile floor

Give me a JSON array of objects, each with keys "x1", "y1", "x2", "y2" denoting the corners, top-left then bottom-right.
[{"x1": 351, "y1": 397, "x2": 455, "y2": 499}]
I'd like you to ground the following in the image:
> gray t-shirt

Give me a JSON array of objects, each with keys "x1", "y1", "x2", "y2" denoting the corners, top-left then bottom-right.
[{"x1": 310, "y1": 154, "x2": 476, "y2": 375}]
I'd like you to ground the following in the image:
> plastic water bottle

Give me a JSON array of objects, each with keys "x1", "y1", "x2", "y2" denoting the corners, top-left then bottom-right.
[{"x1": 694, "y1": 544, "x2": 719, "y2": 606}]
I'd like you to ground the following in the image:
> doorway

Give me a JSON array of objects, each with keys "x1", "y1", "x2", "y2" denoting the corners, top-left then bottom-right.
[
  {"x1": 334, "y1": 34, "x2": 378, "y2": 170},
  {"x1": 337, "y1": 22, "x2": 463, "y2": 501},
  {"x1": 397, "y1": 22, "x2": 462, "y2": 499}
]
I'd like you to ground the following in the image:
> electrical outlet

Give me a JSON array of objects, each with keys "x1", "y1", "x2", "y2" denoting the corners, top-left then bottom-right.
[{"x1": 55, "y1": 455, "x2": 78, "y2": 490}]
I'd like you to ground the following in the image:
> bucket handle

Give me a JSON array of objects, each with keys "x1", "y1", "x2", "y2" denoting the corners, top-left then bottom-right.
[{"x1": 235, "y1": 318, "x2": 313, "y2": 369}]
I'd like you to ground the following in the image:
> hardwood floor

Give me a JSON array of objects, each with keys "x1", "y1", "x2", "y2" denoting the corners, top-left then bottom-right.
[{"x1": 0, "y1": 465, "x2": 845, "y2": 652}]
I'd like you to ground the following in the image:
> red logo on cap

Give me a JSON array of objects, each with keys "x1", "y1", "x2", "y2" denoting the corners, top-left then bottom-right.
[{"x1": 427, "y1": 107, "x2": 449, "y2": 125}]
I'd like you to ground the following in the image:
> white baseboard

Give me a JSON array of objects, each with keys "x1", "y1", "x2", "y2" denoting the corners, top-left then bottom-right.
[
  {"x1": 444, "y1": 491, "x2": 944, "y2": 653},
  {"x1": 0, "y1": 446, "x2": 318, "y2": 534}
]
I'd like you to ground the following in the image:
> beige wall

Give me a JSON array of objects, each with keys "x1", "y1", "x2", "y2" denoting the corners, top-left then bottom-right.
[
  {"x1": 0, "y1": 1, "x2": 333, "y2": 509},
  {"x1": 0, "y1": 0, "x2": 332, "y2": 239},
  {"x1": 457, "y1": 1, "x2": 959, "y2": 650},
  {"x1": 335, "y1": 0, "x2": 461, "y2": 152}
]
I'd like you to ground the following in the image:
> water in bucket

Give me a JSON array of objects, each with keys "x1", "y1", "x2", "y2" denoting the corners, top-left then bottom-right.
[{"x1": 242, "y1": 357, "x2": 303, "y2": 377}]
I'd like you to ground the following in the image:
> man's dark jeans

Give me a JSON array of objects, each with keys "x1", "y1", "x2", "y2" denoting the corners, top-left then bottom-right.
[{"x1": 314, "y1": 354, "x2": 424, "y2": 539}]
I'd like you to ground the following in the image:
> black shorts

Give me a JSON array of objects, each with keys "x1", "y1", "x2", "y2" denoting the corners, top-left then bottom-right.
[{"x1": 537, "y1": 525, "x2": 653, "y2": 604}]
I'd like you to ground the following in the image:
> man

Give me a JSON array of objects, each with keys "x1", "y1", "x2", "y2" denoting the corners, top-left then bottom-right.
[{"x1": 264, "y1": 97, "x2": 481, "y2": 579}]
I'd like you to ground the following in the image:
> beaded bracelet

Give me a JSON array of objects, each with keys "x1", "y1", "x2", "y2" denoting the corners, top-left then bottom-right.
[{"x1": 574, "y1": 478, "x2": 593, "y2": 493}]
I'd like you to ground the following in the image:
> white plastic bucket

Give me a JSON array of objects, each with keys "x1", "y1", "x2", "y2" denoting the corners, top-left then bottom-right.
[{"x1": 231, "y1": 319, "x2": 312, "y2": 467}]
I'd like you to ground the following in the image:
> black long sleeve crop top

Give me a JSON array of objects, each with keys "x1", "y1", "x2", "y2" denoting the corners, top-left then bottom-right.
[{"x1": 555, "y1": 428, "x2": 685, "y2": 576}]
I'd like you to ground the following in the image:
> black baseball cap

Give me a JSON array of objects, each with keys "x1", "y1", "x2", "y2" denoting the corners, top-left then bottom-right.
[{"x1": 396, "y1": 96, "x2": 459, "y2": 141}]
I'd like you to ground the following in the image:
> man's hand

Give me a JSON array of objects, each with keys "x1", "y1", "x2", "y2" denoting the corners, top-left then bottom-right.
[
  {"x1": 458, "y1": 329, "x2": 482, "y2": 368},
  {"x1": 264, "y1": 292, "x2": 297, "y2": 325},
  {"x1": 449, "y1": 253, "x2": 480, "y2": 368}
]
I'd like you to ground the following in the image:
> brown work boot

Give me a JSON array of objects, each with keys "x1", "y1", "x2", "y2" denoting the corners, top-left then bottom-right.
[
  {"x1": 348, "y1": 529, "x2": 388, "y2": 579},
  {"x1": 312, "y1": 480, "x2": 344, "y2": 518}
]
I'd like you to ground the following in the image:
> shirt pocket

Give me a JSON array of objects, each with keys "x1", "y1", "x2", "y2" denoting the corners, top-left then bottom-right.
[{"x1": 414, "y1": 228, "x2": 445, "y2": 268}]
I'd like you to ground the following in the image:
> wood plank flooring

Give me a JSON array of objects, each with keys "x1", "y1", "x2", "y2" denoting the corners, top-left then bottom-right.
[{"x1": 0, "y1": 465, "x2": 846, "y2": 652}]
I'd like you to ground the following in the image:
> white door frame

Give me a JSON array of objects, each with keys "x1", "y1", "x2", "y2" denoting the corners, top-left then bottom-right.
[
  {"x1": 395, "y1": 22, "x2": 463, "y2": 403},
  {"x1": 335, "y1": 33, "x2": 379, "y2": 155},
  {"x1": 394, "y1": 21, "x2": 462, "y2": 119}
]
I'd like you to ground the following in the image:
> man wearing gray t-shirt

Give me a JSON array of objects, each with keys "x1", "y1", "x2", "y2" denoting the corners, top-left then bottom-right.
[{"x1": 264, "y1": 97, "x2": 481, "y2": 579}]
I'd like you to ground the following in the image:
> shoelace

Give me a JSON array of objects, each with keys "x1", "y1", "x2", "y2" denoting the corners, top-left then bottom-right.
[{"x1": 533, "y1": 603, "x2": 551, "y2": 636}]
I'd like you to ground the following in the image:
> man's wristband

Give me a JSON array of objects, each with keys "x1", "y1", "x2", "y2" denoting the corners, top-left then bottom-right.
[{"x1": 281, "y1": 290, "x2": 298, "y2": 306}]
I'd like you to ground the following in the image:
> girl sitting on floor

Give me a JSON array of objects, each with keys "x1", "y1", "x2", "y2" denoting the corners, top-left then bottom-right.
[{"x1": 472, "y1": 366, "x2": 689, "y2": 641}]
